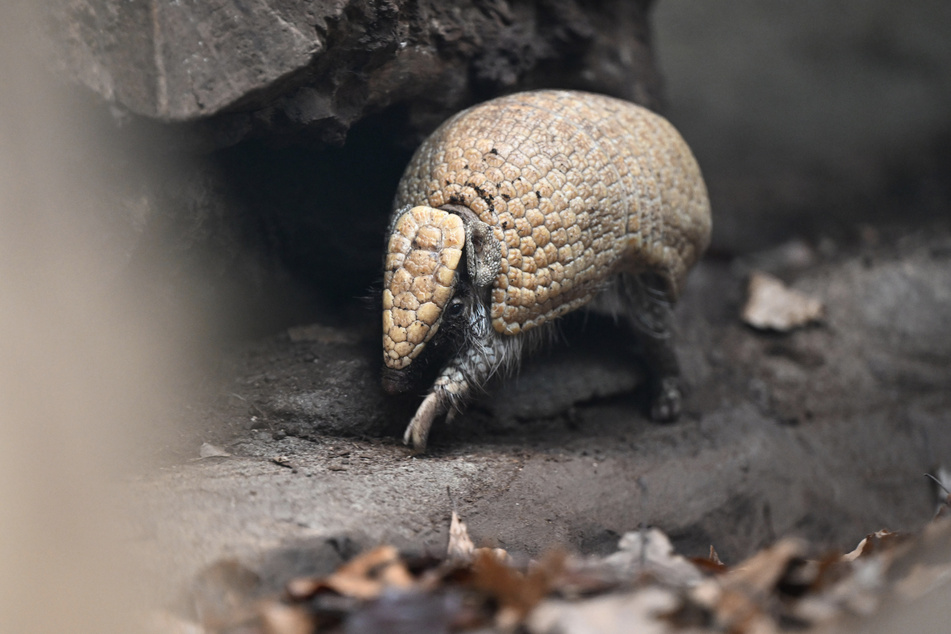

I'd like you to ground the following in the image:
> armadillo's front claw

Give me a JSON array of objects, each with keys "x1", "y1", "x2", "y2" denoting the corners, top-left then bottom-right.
[
  {"x1": 402, "y1": 391, "x2": 447, "y2": 453},
  {"x1": 649, "y1": 376, "x2": 682, "y2": 422}
]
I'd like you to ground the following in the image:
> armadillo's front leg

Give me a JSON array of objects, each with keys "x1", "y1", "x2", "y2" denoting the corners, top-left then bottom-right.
[
  {"x1": 402, "y1": 391, "x2": 451, "y2": 452},
  {"x1": 401, "y1": 366, "x2": 472, "y2": 452},
  {"x1": 403, "y1": 367, "x2": 492, "y2": 452},
  {"x1": 404, "y1": 308, "x2": 505, "y2": 452},
  {"x1": 402, "y1": 365, "x2": 472, "y2": 451}
]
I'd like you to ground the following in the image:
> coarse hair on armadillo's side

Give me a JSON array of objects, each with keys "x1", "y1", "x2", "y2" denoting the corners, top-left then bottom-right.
[
  {"x1": 588, "y1": 272, "x2": 676, "y2": 340},
  {"x1": 626, "y1": 273, "x2": 676, "y2": 340},
  {"x1": 456, "y1": 271, "x2": 674, "y2": 403},
  {"x1": 453, "y1": 300, "x2": 561, "y2": 401}
]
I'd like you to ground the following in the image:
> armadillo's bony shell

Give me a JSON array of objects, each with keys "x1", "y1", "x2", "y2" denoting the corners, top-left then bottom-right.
[
  {"x1": 393, "y1": 90, "x2": 712, "y2": 336},
  {"x1": 383, "y1": 206, "x2": 466, "y2": 369}
]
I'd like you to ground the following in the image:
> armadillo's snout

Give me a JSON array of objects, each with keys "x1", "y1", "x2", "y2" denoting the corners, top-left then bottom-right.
[
  {"x1": 382, "y1": 205, "x2": 465, "y2": 371},
  {"x1": 381, "y1": 366, "x2": 415, "y2": 395}
]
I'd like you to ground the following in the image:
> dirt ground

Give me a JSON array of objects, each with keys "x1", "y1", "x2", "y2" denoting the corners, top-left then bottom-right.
[{"x1": 133, "y1": 218, "x2": 951, "y2": 605}]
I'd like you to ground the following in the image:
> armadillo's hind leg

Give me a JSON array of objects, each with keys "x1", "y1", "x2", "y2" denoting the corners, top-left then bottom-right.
[{"x1": 620, "y1": 273, "x2": 683, "y2": 422}]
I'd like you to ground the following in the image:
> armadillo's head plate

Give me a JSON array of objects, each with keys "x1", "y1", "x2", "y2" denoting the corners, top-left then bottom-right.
[{"x1": 382, "y1": 206, "x2": 466, "y2": 377}]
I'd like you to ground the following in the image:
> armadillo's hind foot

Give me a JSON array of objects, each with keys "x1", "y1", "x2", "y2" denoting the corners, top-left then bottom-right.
[
  {"x1": 616, "y1": 273, "x2": 685, "y2": 423},
  {"x1": 637, "y1": 301, "x2": 685, "y2": 423}
]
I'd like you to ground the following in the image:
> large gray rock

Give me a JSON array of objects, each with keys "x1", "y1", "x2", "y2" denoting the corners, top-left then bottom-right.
[{"x1": 49, "y1": 0, "x2": 658, "y2": 146}]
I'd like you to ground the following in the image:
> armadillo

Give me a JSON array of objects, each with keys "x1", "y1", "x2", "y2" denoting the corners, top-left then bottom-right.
[{"x1": 381, "y1": 89, "x2": 711, "y2": 451}]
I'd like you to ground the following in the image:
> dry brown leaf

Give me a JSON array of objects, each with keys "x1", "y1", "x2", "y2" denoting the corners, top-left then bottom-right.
[
  {"x1": 271, "y1": 455, "x2": 294, "y2": 469},
  {"x1": 803, "y1": 524, "x2": 949, "y2": 623},
  {"x1": 842, "y1": 530, "x2": 906, "y2": 562},
  {"x1": 328, "y1": 545, "x2": 414, "y2": 599},
  {"x1": 258, "y1": 600, "x2": 314, "y2": 634},
  {"x1": 448, "y1": 510, "x2": 475, "y2": 563},
  {"x1": 686, "y1": 538, "x2": 805, "y2": 634},
  {"x1": 285, "y1": 576, "x2": 323, "y2": 601},
  {"x1": 472, "y1": 548, "x2": 566, "y2": 628},
  {"x1": 603, "y1": 529, "x2": 703, "y2": 587},
  {"x1": 713, "y1": 589, "x2": 780, "y2": 634},
  {"x1": 536, "y1": 552, "x2": 622, "y2": 598},
  {"x1": 690, "y1": 545, "x2": 728, "y2": 575},
  {"x1": 742, "y1": 271, "x2": 823, "y2": 331},
  {"x1": 288, "y1": 545, "x2": 416, "y2": 601},
  {"x1": 801, "y1": 550, "x2": 850, "y2": 594},
  {"x1": 528, "y1": 587, "x2": 679, "y2": 634},
  {"x1": 476, "y1": 546, "x2": 512, "y2": 566},
  {"x1": 725, "y1": 537, "x2": 805, "y2": 595}
]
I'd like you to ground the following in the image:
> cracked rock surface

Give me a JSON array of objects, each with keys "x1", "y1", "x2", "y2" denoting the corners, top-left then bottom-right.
[{"x1": 49, "y1": 0, "x2": 657, "y2": 145}]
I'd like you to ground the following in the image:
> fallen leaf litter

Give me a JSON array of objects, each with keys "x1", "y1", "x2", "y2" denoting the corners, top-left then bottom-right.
[
  {"x1": 160, "y1": 499, "x2": 951, "y2": 634},
  {"x1": 742, "y1": 271, "x2": 824, "y2": 331}
]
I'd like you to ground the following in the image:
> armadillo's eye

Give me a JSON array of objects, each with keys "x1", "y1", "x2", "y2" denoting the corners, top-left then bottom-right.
[{"x1": 446, "y1": 299, "x2": 464, "y2": 318}]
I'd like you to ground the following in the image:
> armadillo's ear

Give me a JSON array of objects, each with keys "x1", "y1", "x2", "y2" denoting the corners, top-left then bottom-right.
[{"x1": 457, "y1": 209, "x2": 502, "y2": 288}]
